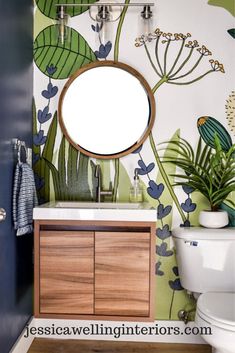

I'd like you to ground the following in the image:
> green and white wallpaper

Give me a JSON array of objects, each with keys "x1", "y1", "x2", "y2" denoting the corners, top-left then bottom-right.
[{"x1": 33, "y1": 0, "x2": 235, "y2": 320}]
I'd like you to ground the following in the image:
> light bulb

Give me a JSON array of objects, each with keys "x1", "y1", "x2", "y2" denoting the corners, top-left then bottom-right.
[
  {"x1": 140, "y1": 6, "x2": 153, "y2": 40},
  {"x1": 56, "y1": 6, "x2": 70, "y2": 45},
  {"x1": 99, "y1": 20, "x2": 112, "y2": 44},
  {"x1": 96, "y1": 6, "x2": 113, "y2": 44}
]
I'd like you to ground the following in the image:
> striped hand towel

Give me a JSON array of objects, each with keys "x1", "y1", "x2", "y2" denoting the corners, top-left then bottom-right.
[{"x1": 13, "y1": 162, "x2": 38, "y2": 236}]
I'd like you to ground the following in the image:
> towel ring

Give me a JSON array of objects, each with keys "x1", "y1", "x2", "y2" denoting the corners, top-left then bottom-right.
[{"x1": 13, "y1": 139, "x2": 29, "y2": 164}]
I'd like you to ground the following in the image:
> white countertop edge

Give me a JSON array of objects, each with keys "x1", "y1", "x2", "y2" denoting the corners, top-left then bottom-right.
[{"x1": 33, "y1": 208, "x2": 156, "y2": 222}]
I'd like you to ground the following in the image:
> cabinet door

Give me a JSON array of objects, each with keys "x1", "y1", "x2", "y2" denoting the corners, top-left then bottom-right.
[
  {"x1": 40, "y1": 231, "x2": 94, "y2": 315},
  {"x1": 95, "y1": 232, "x2": 150, "y2": 317}
]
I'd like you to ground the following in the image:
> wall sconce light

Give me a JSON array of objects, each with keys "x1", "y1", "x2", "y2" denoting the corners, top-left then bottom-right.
[
  {"x1": 56, "y1": 5, "x2": 70, "y2": 45},
  {"x1": 96, "y1": 6, "x2": 112, "y2": 43},
  {"x1": 140, "y1": 5, "x2": 153, "y2": 38},
  {"x1": 89, "y1": 4, "x2": 119, "y2": 44},
  {"x1": 55, "y1": 2, "x2": 154, "y2": 44}
]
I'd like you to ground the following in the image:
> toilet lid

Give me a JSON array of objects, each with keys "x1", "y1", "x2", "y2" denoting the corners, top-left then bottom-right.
[{"x1": 197, "y1": 292, "x2": 235, "y2": 329}]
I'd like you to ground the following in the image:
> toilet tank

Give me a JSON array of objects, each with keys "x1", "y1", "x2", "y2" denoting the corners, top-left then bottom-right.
[{"x1": 172, "y1": 227, "x2": 235, "y2": 294}]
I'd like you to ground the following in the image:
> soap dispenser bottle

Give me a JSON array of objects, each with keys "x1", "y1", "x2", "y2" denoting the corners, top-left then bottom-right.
[{"x1": 129, "y1": 169, "x2": 143, "y2": 203}]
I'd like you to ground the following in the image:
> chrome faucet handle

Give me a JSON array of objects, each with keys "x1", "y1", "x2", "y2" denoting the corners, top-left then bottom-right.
[
  {"x1": 100, "y1": 181, "x2": 113, "y2": 199},
  {"x1": 94, "y1": 164, "x2": 113, "y2": 202}
]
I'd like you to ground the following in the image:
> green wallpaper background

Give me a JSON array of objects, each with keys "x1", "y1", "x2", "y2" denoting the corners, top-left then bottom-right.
[{"x1": 33, "y1": 0, "x2": 235, "y2": 320}]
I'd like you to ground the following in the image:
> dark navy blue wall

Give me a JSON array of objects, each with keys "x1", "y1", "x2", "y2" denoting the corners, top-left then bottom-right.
[{"x1": 0, "y1": 1, "x2": 33, "y2": 352}]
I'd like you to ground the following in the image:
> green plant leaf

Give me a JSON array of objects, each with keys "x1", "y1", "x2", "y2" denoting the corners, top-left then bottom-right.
[
  {"x1": 163, "y1": 134, "x2": 235, "y2": 210},
  {"x1": 90, "y1": 160, "x2": 98, "y2": 201},
  {"x1": 33, "y1": 97, "x2": 43, "y2": 200},
  {"x1": 212, "y1": 185, "x2": 235, "y2": 200},
  {"x1": 36, "y1": 0, "x2": 97, "y2": 20},
  {"x1": 150, "y1": 130, "x2": 187, "y2": 222},
  {"x1": 43, "y1": 158, "x2": 60, "y2": 199},
  {"x1": 77, "y1": 152, "x2": 92, "y2": 201},
  {"x1": 156, "y1": 129, "x2": 181, "y2": 224},
  {"x1": 117, "y1": 161, "x2": 132, "y2": 202},
  {"x1": 40, "y1": 113, "x2": 58, "y2": 201},
  {"x1": 67, "y1": 145, "x2": 79, "y2": 200},
  {"x1": 208, "y1": 0, "x2": 235, "y2": 16},
  {"x1": 34, "y1": 25, "x2": 96, "y2": 79},
  {"x1": 100, "y1": 160, "x2": 111, "y2": 190},
  {"x1": 223, "y1": 199, "x2": 235, "y2": 208},
  {"x1": 33, "y1": 98, "x2": 40, "y2": 158},
  {"x1": 198, "y1": 116, "x2": 233, "y2": 152},
  {"x1": 113, "y1": 159, "x2": 120, "y2": 202},
  {"x1": 58, "y1": 136, "x2": 67, "y2": 200},
  {"x1": 42, "y1": 112, "x2": 57, "y2": 162}
]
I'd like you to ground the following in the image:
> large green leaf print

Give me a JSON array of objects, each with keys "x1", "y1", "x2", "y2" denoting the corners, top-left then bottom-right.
[
  {"x1": 36, "y1": 0, "x2": 97, "y2": 19},
  {"x1": 34, "y1": 26, "x2": 97, "y2": 79}
]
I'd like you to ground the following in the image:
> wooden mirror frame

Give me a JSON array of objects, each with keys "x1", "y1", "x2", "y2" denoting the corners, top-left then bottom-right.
[{"x1": 58, "y1": 61, "x2": 156, "y2": 159}]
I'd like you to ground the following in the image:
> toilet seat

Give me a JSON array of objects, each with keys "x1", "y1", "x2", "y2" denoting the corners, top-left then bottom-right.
[{"x1": 197, "y1": 292, "x2": 235, "y2": 331}]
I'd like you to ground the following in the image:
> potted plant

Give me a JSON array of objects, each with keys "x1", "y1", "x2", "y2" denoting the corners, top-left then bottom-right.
[{"x1": 161, "y1": 135, "x2": 235, "y2": 228}]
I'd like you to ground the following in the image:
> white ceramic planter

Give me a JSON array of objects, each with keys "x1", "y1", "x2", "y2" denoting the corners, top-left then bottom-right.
[{"x1": 199, "y1": 210, "x2": 229, "y2": 228}]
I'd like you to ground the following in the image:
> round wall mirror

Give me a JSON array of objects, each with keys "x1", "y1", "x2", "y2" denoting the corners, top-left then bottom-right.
[{"x1": 58, "y1": 61, "x2": 155, "y2": 159}]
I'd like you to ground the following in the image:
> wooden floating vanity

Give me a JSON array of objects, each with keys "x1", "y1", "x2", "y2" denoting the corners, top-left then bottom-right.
[{"x1": 33, "y1": 202, "x2": 156, "y2": 321}]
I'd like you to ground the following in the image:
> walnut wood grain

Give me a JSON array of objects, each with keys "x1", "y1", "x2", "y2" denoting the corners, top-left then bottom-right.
[
  {"x1": 27, "y1": 339, "x2": 212, "y2": 353},
  {"x1": 95, "y1": 232, "x2": 150, "y2": 317},
  {"x1": 34, "y1": 220, "x2": 155, "y2": 320},
  {"x1": 40, "y1": 231, "x2": 94, "y2": 315}
]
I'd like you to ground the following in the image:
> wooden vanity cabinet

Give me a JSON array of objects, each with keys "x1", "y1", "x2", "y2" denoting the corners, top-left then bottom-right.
[
  {"x1": 95, "y1": 231, "x2": 150, "y2": 317},
  {"x1": 40, "y1": 231, "x2": 94, "y2": 315},
  {"x1": 34, "y1": 220, "x2": 155, "y2": 321}
]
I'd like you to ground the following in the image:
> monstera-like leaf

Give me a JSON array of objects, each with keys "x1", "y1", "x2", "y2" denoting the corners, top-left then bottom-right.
[
  {"x1": 36, "y1": 0, "x2": 97, "y2": 19},
  {"x1": 34, "y1": 26, "x2": 96, "y2": 79}
]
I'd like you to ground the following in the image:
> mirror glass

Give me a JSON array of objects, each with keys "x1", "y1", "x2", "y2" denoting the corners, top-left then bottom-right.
[{"x1": 59, "y1": 61, "x2": 155, "y2": 158}]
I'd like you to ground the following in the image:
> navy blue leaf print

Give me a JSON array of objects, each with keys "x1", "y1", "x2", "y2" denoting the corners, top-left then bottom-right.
[
  {"x1": 169, "y1": 278, "x2": 184, "y2": 291},
  {"x1": 42, "y1": 82, "x2": 58, "y2": 99},
  {"x1": 147, "y1": 180, "x2": 164, "y2": 199},
  {"x1": 182, "y1": 185, "x2": 194, "y2": 194},
  {"x1": 91, "y1": 23, "x2": 101, "y2": 32},
  {"x1": 181, "y1": 197, "x2": 196, "y2": 213},
  {"x1": 137, "y1": 160, "x2": 155, "y2": 175},
  {"x1": 132, "y1": 144, "x2": 143, "y2": 154},
  {"x1": 37, "y1": 106, "x2": 52, "y2": 124},
  {"x1": 46, "y1": 64, "x2": 57, "y2": 76},
  {"x1": 32, "y1": 153, "x2": 40, "y2": 165},
  {"x1": 180, "y1": 219, "x2": 191, "y2": 227},
  {"x1": 156, "y1": 242, "x2": 173, "y2": 257},
  {"x1": 156, "y1": 225, "x2": 171, "y2": 240},
  {"x1": 95, "y1": 41, "x2": 112, "y2": 59},
  {"x1": 156, "y1": 261, "x2": 164, "y2": 276},
  {"x1": 33, "y1": 130, "x2": 47, "y2": 146},
  {"x1": 172, "y1": 266, "x2": 179, "y2": 276},
  {"x1": 34, "y1": 173, "x2": 44, "y2": 190},
  {"x1": 157, "y1": 204, "x2": 172, "y2": 220}
]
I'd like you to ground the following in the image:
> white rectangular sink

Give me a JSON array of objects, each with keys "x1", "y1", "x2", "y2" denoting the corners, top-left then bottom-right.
[
  {"x1": 33, "y1": 201, "x2": 156, "y2": 222},
  {"x1": 54, "y1": 201, "x2": 142, "y2": 209}
]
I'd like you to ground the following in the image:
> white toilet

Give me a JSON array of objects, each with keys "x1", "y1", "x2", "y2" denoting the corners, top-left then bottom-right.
[{"x1": 172, "y1": 227, "x2": 235, "y2": 353}]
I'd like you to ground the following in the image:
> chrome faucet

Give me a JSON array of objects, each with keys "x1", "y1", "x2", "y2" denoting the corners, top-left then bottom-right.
[{"x1": 94, "y1": 164, "x2": 113, "y2": 202}]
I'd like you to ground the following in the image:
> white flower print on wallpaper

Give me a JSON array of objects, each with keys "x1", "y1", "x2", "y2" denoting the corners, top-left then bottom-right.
[{"x1": 33, "y1": 0, "x2": 235, "y2": 320}]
